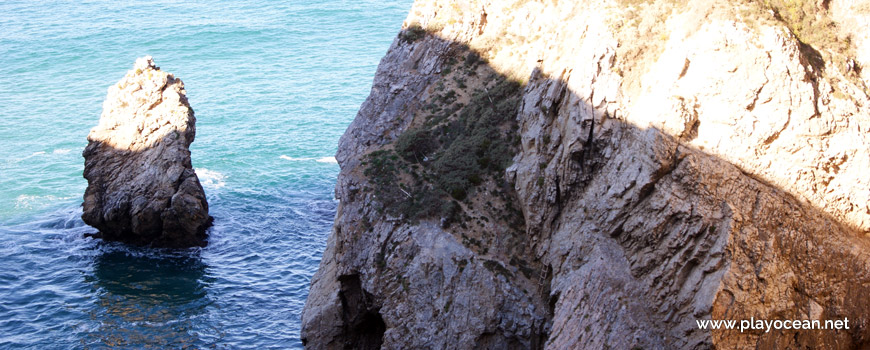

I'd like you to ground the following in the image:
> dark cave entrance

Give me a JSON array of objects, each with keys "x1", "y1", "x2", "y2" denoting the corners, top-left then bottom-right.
[{"x1": 338, "y1": 274, "x2": 385, "y2": 350}]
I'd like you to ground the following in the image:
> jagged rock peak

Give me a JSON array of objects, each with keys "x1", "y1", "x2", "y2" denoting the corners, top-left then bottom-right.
[
  {"x1": 134, "y1": 55, "x2": 158, "y2": 71},
  {"x1": 82, "y1": 56, "x2": 211, "y2": 248}
]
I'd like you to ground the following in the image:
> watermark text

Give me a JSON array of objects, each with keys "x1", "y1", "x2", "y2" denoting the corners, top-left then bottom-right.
[{"x1": 696, "y1": 317, "x2": 850, "y2": 333}]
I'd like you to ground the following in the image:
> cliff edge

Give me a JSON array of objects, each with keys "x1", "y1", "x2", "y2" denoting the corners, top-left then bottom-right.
[
  {"x1": 303, "y1": 0, "x2": 870, "y2": 348},
  {"x1": 82, "y1": 56, "x2": 211, "y2": 248}
]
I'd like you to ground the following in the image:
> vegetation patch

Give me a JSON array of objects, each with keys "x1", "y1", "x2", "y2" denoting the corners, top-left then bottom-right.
[
  {"x1": 361, "y1": 58, "x2": 523, "y2": 227},
  {"x1": 358, "y1": 44, "x2": 543, "y2": 305},
  {"x1": 483, "y1": 259, "x2": 514, "y2": 279},
  {"x1": 399, "y1": 23, "x2": 427, "y2": 43},
  {"x1": 510, "y1": 256, "x2": 536, "y2": 279},
  {"x1": 613, "y1": 0, "x2": 851, "y2": 57},
  {"x1": 610, "y1": 0, "x2": 860, "y2": 98},
  {"x1": 756, "y1": 0, "x2": 851, "y2": 56}
]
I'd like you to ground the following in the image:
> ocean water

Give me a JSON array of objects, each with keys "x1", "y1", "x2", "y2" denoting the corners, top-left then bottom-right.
[{"x1": 0, "y1": 1, "x2": 412, "y2": 348}]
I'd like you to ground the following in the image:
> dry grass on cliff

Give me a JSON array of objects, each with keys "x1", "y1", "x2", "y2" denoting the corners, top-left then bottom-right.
[
  {"x1": 740, "y1": 0, "x2": 863, "y2": 88},
  {"x1": 757, "y1": 0, "x2": 852, "y2": 55},
  {"x1": 608, "y1": 0, "x2": 862, "y2": 103},
  {"x1": 614, "y1": 0, "x2": 852, "y2": 56}
]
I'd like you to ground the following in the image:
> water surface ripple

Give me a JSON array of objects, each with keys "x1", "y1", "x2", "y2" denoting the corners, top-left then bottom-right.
[{"x1": 0, "y1": 1, "x2": 412, "y2": 348}]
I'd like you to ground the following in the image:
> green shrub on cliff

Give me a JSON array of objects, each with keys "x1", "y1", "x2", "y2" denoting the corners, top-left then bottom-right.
[
  {"x1": 427, "y1": 78, "x2": 521, "y2": 200},
  {"x1": 399, "y1": 23, "x2": 427, "y2": 43},
  {"x1": 362, "y1": 72, "x2": 522, "y2": 226},
  {"x1": 429, "y1": 80, "x2": 521, "y2": 199},
  {"x1": 395, "y1": 128, "x2": 438, "y2": 163}
]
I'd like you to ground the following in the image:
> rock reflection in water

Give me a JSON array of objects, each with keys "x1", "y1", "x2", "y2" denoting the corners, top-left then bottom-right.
[{"x1": 82, "y1": 248, "x2": 215, "y2": 348}]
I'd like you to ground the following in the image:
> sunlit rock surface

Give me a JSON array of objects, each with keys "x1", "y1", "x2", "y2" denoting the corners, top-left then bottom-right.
[
  {"x1": 82, "y1": 56, "x2": 211, "y2": 248},
  {"x1": 303, "y1": 0, "x2": 870, "y2": 348}
]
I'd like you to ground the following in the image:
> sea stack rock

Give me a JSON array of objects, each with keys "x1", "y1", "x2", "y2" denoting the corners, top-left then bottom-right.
[{"x1": 82, "y1": 56, "x2": 211, "y2": 248}]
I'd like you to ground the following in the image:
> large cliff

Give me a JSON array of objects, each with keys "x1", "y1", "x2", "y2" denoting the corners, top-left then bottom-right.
[{"x1": 302, "y1": 0, "x2": 870, "y2": 348}]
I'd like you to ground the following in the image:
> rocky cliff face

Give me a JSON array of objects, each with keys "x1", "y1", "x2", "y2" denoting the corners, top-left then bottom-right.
[
  {"x1": 303, "y1": 0, "x2": 870, "y2": 348},
  {"x1": 82, "y1": 56, "x2": 211, "y2": 248}
]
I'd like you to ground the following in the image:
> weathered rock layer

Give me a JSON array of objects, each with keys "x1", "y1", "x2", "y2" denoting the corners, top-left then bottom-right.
[
  {"x1": 82, "y1": 56, "x2": 211, "y2": 248},
  {"x1": 303, "y1": 0, "x2": 870, "y2": 348}
]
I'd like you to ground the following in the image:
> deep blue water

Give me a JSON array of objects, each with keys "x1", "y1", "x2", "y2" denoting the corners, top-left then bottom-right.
[{"x1": 0, "y1": 1, "x2": 412, "y2": 348}]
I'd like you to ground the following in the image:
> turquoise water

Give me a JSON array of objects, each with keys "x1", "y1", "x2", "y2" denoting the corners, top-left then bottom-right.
[{"x1": 0, "y1": 1, "x2": 411, "y2": 348}]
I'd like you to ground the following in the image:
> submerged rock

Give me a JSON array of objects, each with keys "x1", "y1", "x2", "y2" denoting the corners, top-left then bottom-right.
[{"x1": 82, "y1": 56, "x2": 211, "y2": 248}]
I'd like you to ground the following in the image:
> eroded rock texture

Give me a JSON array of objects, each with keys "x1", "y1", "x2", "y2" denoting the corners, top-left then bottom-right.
[
  {"x1": 82, "y1": 56, "x2": 211, "y2": 248},
  {"x1": 303, "y1": 0, "x2": 870, "y2": 349}
]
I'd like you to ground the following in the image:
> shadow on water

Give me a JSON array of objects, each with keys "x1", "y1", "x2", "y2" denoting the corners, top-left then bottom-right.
[{"x1": 81, "y1": 247, "x2": 215, "y2": 348}]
